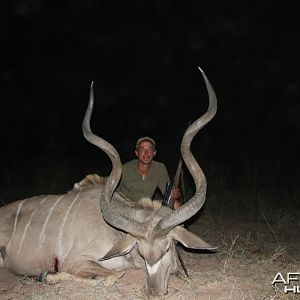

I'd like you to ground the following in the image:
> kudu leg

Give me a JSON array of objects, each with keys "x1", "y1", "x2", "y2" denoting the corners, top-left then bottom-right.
[{"x1": 41, "y1": 260, "x2": 124, "y2": 287}]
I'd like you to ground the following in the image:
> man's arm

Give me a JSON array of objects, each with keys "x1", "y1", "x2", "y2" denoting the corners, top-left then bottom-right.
[{"x1": 158, "y1": 163, "x2": 170, "y2": 196}]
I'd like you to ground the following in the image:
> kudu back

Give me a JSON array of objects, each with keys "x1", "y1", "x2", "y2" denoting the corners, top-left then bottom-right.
[{"x1": 0, "y1": 67, "x2": 217, "y2": 296}]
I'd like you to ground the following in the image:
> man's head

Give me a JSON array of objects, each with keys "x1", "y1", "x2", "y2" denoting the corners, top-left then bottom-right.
[{"x1": 135, "y1": 137, "x2": 156, "y2": 165}]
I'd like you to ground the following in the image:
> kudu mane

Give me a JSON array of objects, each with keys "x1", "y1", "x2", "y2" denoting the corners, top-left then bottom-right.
[{"x1": 73, "y1": 174, "x2": 107, "y2": 190}]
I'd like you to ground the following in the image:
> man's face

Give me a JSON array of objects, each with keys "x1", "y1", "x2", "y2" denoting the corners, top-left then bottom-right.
[{"x1": 135, "y1": 141, "x2": 156, "y2": 165}]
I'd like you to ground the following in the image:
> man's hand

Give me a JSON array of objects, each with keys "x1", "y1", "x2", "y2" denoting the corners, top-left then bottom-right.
[
  {"x1": 171, "y1": 188, "x2": 181, "y2": 209},
  {"x1": 171, "y1": 188, "x2": 181, "y2": 199}
]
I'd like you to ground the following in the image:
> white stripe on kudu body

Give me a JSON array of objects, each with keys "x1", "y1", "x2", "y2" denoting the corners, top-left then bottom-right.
[
  {"x1": 39, "y1": 195, "x2": 64, "y2": 248},
  {"x1": 11, "y1": 199, "x2": 27, "y2": 240},
  {"x1": 18, "y1": 196, "x2": 49, "y2": 255},
  {"x1": 58, "y1": 193, "x2": 80, "y2": 258}
]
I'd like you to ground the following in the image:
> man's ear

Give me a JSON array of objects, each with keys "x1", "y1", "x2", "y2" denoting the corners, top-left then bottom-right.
[
  {"x1": 153, "y1": 150, "x2": 157, "y2": 157},
  {"x1": 135, "y1": 149, "x2": 139, "y2": 157}
]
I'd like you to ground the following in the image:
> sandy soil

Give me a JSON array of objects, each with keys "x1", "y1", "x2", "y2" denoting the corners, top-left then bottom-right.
[{"x1": 1, "y1": 215, "x2": 299, "y2": 300}]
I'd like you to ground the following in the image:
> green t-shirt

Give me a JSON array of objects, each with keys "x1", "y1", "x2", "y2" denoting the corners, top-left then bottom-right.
[{"x1": 117, "y1": 159, "x2": 170, "y2": 203}]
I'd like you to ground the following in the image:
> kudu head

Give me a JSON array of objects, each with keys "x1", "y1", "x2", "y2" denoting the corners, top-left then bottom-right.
[{"x1": 82, "y1": 67, "x2": 217, "y2": 296}]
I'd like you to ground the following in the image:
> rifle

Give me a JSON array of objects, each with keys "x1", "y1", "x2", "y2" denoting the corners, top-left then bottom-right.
[
  {"x1": 162, "y1": 158, "x2": 183, "y2": 208},
  {"x1": 162, "y1": 158, "x2": 190, "y2": 278}
]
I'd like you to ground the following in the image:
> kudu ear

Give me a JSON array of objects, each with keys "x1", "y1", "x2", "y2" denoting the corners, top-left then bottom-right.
[
  {"x1": 99, "y1": 235, "x2": 137, "y2": 261},
  {"x1": 169, "y1": 226, "x2": 217, "y2": 251}
]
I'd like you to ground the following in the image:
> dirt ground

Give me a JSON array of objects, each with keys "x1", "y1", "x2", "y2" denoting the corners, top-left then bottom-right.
[{"x1": 1, "y1": 213, "x2": 299, "y2": 300}]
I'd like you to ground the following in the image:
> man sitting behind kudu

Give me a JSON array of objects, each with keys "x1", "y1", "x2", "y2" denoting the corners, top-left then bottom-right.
[{"x1": 117, "y1": 137, "x2": 180, "y2": 209}]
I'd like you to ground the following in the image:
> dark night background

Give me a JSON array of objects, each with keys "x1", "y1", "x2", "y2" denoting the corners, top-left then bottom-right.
[{"x1": 0, "y1": 1, "x2": 299, "y2": 211}]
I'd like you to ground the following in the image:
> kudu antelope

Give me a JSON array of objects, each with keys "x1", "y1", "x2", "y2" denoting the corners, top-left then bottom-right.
[{"x1": 0, "y1": 67, "x2": 217, "y2": 296}]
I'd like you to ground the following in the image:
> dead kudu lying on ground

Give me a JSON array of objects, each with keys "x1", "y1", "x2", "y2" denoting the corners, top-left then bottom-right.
[{"x1": 0, "y1": 67, "x2": 217, "y2": 296}]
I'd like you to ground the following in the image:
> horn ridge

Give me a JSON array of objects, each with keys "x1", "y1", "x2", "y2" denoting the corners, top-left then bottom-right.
[
  {"x1": 154, "y1": 67, "x2": 217, "y2": 235},
  {"x1": 82, "y1": 82, "x2": 146, "y2": 237}
]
